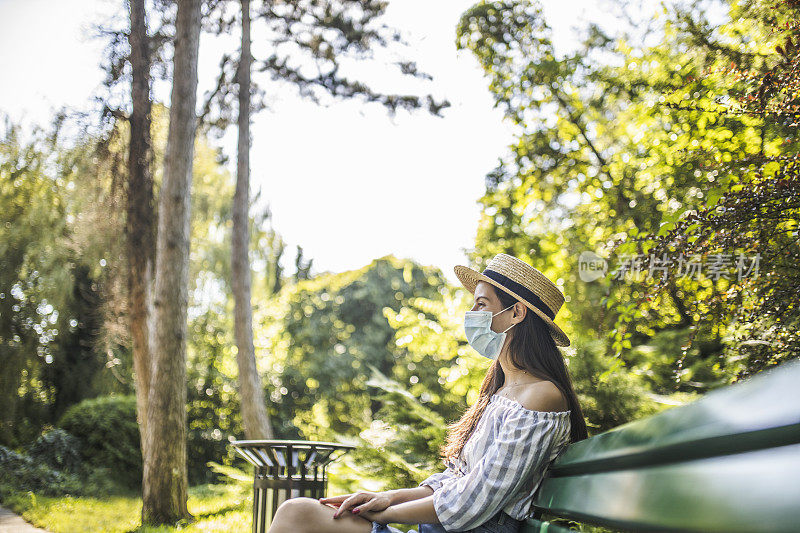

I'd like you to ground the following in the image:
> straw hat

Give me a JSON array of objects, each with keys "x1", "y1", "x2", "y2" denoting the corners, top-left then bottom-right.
[{"x1": 454, "y1": 253, "x2": 571, "y2": 347}]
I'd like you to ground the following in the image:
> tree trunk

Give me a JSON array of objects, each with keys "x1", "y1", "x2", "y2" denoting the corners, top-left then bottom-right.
[
  {"x1": 142, "y1": 0, "x2": 201, "y2": 524},
  {"x1": 233, "y1": 0, "x2": 273, "y2": 440},
  {"x1": 126, "y1": 0, "x2": 155, "y2": 475}
]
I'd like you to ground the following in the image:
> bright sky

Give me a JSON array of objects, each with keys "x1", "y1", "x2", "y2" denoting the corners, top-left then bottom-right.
[{"x1": 0, "y1": 0, "x2": 616, "y2": 286}]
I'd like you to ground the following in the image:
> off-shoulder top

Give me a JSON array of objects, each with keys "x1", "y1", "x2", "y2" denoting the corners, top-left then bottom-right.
[{"x1": 418, "y1": 394, "x2": 572, "y2": 532}]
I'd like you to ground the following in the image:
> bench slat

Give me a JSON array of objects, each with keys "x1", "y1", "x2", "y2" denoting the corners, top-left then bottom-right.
[
  {"x1": 549, "y1": 360, "x2": 800, "y2": 477},
  {"x1": 532, "y1": 442, "x2": 800, "y2": 533}
]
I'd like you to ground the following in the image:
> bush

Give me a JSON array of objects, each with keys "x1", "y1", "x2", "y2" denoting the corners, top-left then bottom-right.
[
  {"x1": 25, "y1": 429, "x2": 83, "y2": 473},
  {"x1": 0, "y1": 445, "x2": 80, "y2": 496},
  {"x1": 58, "y1": 395, "x2": 142, "y2": 489}
]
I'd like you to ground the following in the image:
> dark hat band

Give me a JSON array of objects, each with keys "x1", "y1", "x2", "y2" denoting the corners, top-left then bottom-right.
[{"x1": 483, "y1": 269, "x2": 556, "y2": 320}]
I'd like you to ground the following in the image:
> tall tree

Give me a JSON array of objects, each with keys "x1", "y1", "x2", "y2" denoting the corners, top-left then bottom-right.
[
  {"x1": 456, "y1": 0, "x2": 799, "y2": 389},
  {"x1": 232, "y1": 0, "x2": 272, "y2": 439},
  {"x1": 142, "y1": 0, "x2": 202, "y2": 524},
  {"x1": 641, "y1": 0, "x2": 800, "y2": 375},
  {"x1": 199, "y1": 0, "x2": 450, "y2": 130},
  {"x1": 217, "y1": 0, "x2": 449, "y2": 440},
  {"x1": 126, "y1": 0, "x2": 157, "y2": 471}
]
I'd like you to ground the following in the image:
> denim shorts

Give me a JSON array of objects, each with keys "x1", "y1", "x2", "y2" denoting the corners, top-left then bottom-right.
[{"x1": 370, "y1": 508, "x2": 523, "y2": 533}]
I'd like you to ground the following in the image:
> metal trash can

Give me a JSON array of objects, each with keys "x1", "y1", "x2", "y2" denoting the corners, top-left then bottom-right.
[{"x1": 231, "y1": 439, "x2": 356, "y2": 533}]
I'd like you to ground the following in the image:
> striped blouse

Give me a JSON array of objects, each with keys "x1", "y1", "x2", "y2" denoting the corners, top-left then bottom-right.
[{"x1": 418, "y1": 393, "x2": 572, "y2": 532}]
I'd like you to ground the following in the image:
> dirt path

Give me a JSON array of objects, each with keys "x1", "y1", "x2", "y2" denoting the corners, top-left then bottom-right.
[{"x1": 0, "y1": 506, "x2": 49, "y2": 533}]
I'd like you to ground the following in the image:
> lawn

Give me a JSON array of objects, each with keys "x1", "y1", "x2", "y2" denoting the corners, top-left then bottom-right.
[{"x1": 1, "y1": 483, "x2": 252, "y2": 532}]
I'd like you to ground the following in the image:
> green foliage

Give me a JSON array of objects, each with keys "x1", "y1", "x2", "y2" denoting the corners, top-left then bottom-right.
[
  {"x1": 0, "y1": 112, "x2": 136, "y2": 448},
  {"x1": 0, "y1": 116, "x2": 111, "y2": 447},
  {"x1": 0, "y1": 103, "x2": 285, "y2": 484},
  {"x1": 25, "y1": 429, "x2": 83, "y2": 474},
  {"x1": 454, "y1": 0, "x2": 798, "y2": 417},
  {"x1": 567, "y1": 339, "x2": 666, "y2": 433},
  {"x1": 186, "y1": 308, "x2": 244, "y2": 485},
  {"x1": 257, "y1": 255, "x2": 448, "y2": 444},
  {"x1": 640, "y1": 0, "x2": 800, "y2": 376},
  {"x1": 0, "y1": 445, "x2": 81, "y2": 497},
  {"x1": 339, "y1": 365, "x2": 451, "y2": 492},
  {"x1": 58, "y1": 395, "x2": 142, "y2": 489},
  {"x1": 225, "y1": 256, "x2": 479, "y2": 492}
]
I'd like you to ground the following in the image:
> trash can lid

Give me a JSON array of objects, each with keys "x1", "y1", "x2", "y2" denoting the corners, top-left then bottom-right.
[{"x1": 231, "y1": 439, "x2": 356, "y2": 469}]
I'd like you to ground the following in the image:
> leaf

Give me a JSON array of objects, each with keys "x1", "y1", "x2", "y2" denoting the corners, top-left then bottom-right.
[
  {"x1": 706, "y1": 189, "x2": 724, "y2": 207},
  {"x1": 207, "y1": 461, "x2": 251, "y2": 484},
  {"x1": 657, "y1": 222, "x2": 675, "y2": 236}
]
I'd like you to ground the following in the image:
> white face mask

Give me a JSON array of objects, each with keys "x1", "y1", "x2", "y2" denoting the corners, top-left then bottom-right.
[{"x1": 463, "y1": 304, "x2": 516, "y2": 360}]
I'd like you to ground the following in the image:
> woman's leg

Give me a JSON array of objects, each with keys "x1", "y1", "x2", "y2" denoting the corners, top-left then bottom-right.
[{"x1": 268, "y1": 497, "x2": 375, "y2": 533}]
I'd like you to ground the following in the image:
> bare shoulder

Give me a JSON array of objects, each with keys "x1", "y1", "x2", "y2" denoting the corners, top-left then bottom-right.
[{"x1": 517, "y1": 380, "x2": 569, "y2": 413}]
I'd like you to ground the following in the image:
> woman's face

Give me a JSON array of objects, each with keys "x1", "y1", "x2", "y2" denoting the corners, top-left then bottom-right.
[
  {"x1": 470, "y1": 280, "x2": 500, "y2": 312},
  {"x1": 470, "y1": 281, "x2": 520, "y2": 333}
]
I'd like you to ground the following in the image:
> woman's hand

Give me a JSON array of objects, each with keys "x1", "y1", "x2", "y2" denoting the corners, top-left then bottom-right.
[{"x1": 319, "y1": 490, "x2": 393, "y2": 519}]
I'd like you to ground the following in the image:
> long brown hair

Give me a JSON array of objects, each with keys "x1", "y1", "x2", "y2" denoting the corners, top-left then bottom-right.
[{"x1": 440, "y1": 283, "x2": 587, "y2": 466}]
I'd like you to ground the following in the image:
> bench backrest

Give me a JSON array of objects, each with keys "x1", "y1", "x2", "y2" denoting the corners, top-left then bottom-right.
[{"x1": 523, "y1": 359, "x2": 800, "y2": 533}]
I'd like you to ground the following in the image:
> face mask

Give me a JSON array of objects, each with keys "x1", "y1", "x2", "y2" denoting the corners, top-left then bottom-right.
[{"x1": 464, "y1": 304, "x2": 516, "y2": 360}]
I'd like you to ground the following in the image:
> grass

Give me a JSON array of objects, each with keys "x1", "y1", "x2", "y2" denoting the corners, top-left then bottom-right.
[
  {"x1": 2, "y1": 488, "x2": 615, "y2": 533},
  {"x1": 0, "y1": 483, "x2": 252, "y2": 533}
]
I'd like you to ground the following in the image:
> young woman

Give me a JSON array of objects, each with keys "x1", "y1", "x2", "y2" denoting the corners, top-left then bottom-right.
[{"x1": 268, "y1": 253, "x2": 587, "y2": 533}]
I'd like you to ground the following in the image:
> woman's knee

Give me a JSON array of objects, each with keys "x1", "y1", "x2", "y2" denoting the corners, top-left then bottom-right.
[
  {"x1": 271, "y1": 496, "x2": 372, "y2": 533},
  {"x1": 274, "y1": 496, "x2": 318, "y2": 521},
  {"x1": 270, "y1": 497, "x2": 317, "y2": 532}
]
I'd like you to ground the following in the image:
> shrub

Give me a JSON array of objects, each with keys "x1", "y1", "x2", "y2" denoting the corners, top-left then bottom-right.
[
  {"x1": 0, "y1": 445, "x2": 80, "y2": 496},
  {"x1": 25, "y1": 429, "x2": 83, "y2": 473},
  {"x1": 58, "y1": 395, "x2": 142, "y2": 489}
]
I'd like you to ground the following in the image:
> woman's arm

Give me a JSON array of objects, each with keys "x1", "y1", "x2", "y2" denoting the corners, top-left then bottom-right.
[
  {"x1": 370, "y1": 494, "x2": 440, "y2": 525},
  {"x1": 328, "y1": 486, "x2": 436, "y2": 519},
  {"x1": 385, "y1": 486, "x2": 434, "y2": 505}
]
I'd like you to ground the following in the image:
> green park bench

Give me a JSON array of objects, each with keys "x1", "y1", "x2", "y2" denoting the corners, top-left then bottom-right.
[{"x1": 522, "y1": 358, "x2": 800, "y2": 533}]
